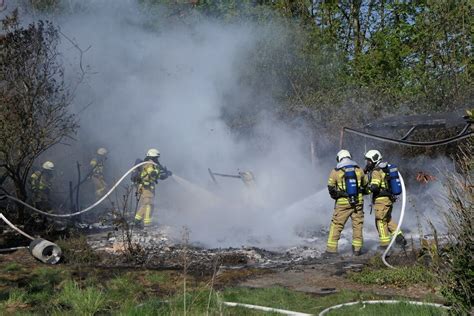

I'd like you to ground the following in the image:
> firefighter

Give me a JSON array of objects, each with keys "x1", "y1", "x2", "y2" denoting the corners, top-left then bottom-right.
[
  {"x1": 30, "y1": 161, "x2": 55, "y2": 211},
  {"x1": 90, "y1": 147, "x2": 108, "y2": 199},
  {"x1": 133, "y1": 148, "x2": 172, "y2": 228},
  {"x1": 364, "y1": 149, "x2": 407, "y2": 249},
  {"x1": 325, "y1": 150, "x2": 368, "y2": 256}
]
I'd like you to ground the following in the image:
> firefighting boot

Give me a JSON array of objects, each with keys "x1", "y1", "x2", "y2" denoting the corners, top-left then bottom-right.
[
  {"x1": 133, "y1": 219, "x2": 144, "y2": 230},
  {"x1": 352, "y1": 246, "x2": 361, "y2": 256},
  {"x1": 395, "y1": 234, "x2": 407, "y2": 248}
]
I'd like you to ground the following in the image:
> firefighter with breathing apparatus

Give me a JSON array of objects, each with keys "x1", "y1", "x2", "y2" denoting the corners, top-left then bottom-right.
[
  {"x1": 325, "y1": 150, "x2": 368, "y2": 257},
  {"x1": 364, "y1": 149, "x2": 407, "y2": 249},
  {"x1": 132, "y1": 148, "x2": 172, "y2": 228}
]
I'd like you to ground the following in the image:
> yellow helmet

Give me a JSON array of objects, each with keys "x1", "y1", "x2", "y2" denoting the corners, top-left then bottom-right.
[{"x1": 42, "y1": 161, "x2": 55, "y2": 171}]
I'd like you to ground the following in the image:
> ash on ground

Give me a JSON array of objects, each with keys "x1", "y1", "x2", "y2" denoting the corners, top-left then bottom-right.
[{"x1": 86, "y1": 225, "x2": 340, "y2": 274}]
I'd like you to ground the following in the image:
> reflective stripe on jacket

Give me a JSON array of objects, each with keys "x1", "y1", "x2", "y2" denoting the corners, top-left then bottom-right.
[
  {"x1": 139, "y1": 163, "x2": 161, "y2": 191},
  {"x1": 30, "y1": 171, "x2": 51, "y2": 193},
  {"x1": 327, "y1": 167, "x2": 367, "y2": 205},
  {"x1": 370, "y1": 168, "x2": 391, "y2": 203},
  {"x1": 90, "y1": 158, "x2": 104, "y2": 177}
]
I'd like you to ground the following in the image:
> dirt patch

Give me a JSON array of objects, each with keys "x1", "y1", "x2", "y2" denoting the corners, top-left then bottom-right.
[{"x1": 238, "y1": 255, "x2": 441, "y2": 301}]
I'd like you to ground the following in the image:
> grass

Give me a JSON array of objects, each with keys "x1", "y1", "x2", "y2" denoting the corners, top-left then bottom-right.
[
  {"x1": 348, "y1": 265, "x2": 435, "y2": 286},
  {"x1": 222, "y1": 287, "x2": 383, "y2": 314},
  {"x1": 145, "y1": 271, "x2": 170, "y2": 284},
  {"x1": 55, "y1": 280, "x2": 106, "y2": 315},
  {"x1": 2, "y1": 262, "x2": 22, "y2": 272},
  {"x1": 0, "y1": 255, "x2": 446, "y2": 315}
]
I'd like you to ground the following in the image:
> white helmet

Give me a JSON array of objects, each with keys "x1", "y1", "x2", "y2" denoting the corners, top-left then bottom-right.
[
  {"x1": 336, "y1": 149, "x2": 351, "y2": 162},
  {"x1": 365, "y1": 149, "x2": 382, "y2": 163},
  {"x1": 146, "y1": 148, "x2": 160, "y2": 158},
  {"x1": 97, "y1": 147, "x2": 108, "y2": 156},
  {"x1": 42, "y1": 161, "x2": 55, "y2": 171}
]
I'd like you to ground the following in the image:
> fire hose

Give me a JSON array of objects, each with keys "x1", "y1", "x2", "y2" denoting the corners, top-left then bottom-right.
[
  {"x1": 381, "y1": 171, "x2": 406, "y2": 269},
  {"x1": 0, "y1": 161, "x2": 155, "y2": 218},
  {"x1": 318, "y1": 300, "x2": 449, "y2": 315}
]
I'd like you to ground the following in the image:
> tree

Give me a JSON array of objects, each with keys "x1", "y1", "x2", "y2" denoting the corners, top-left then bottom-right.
[{"x1": 0, "y1": 11, "x2": 78, "y2": 220}]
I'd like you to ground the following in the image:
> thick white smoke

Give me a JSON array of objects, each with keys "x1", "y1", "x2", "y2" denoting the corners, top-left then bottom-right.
[
  {"x1": 5, "y1": 1, "x2": 449, "y2": 251},
  {"x1": 22, "y1": 1, "x2": 325, "y2": 248}
]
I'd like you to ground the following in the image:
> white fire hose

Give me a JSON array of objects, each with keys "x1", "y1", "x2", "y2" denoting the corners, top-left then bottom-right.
[
  {"x1": 318, "y1": 300, "x2": 449, "y2": 315},
  {"x1": 0, "y1": 161, "x2": 155, "y2": 218},
  {"x1": 381, "y1": 171, "x2": 406, "y2": 269}
]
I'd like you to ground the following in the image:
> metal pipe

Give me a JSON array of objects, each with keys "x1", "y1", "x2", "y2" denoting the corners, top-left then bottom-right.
[{"x1": 343, "y1": 124, "x2": 472, "y2": 147}]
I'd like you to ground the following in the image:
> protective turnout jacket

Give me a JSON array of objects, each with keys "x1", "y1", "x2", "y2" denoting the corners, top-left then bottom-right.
[
  {"x1": 138, "y1": 162, "x2": 162, "y2": 192},
  {"x1": 90, "y1": 157, "x2": 105, "y2": 177},
  {"x1": 30, "y1": 171, "x2": 51, "y2": 199},
  {"x1": 327, "y1": 158, "x2": 368, "y2": 206},
  {"x1": 368, "y1": 162, "x2": 392, "y2": 204}
]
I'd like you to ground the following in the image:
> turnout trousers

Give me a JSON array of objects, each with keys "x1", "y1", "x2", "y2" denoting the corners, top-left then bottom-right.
[
  {"x1": 374, "y1": 201, "x2": 400, "y2": 246},
  {"x1": 326, "y1": 203, "x2": 364, "y2": 253},
  {"x1": 135, "y1": 188, "x2": 155, "y2": 226},
  {"x1": 92, "y1": 175, "x2": 107, "y2": 199}
]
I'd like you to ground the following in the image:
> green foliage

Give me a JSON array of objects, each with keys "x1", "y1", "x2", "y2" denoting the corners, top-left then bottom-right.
[
  {"x1": 56, "y1": 280, "x2": 106, "y2": 315},
  {"x1": 56, "y1": 235, "x2": 99, "y2": 264},
  {"x1": 438, "y1": 146, "x2": 473, "y2": 315},
  {"x1": 2, "y1": 262, "x2": 22, "y2": 272},
  {"x1": 349, "y1": 265, "x2": 434, "y2": 286},
  {"x1": 145, "y1": 271, "x2": 170, "y2": 284}
]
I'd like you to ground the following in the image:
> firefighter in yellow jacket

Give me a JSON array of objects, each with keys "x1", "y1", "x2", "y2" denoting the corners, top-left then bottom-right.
[
  {"x1": 134, "y1": 148, "x2": 172, "y2": 228},
  {"x1": 364, "y1": 149, "x2": 407, "y2": 249},
  {"x1": 90, "y1": 147, "x2": 108, "y2": 199},
  {"x1": 30, "y1": 161, "x2": 55, "y2": 211},
  {"x1": 326, "y1": 150, "x2": 368, "y2": 256}
]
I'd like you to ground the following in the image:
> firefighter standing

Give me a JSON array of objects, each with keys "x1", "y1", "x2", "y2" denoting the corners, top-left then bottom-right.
[
  {"x1": 364, "y1": 149, "x2": 407, "y2": 249},
  {"x1": 133, "y1": 148, "x2": 172, "y2": 228},
  {"x1": 325, "y1": 150, "x2": 368, "y2": 256},
  {"x1": 90, "y1": 147, "x2": 108, "y2": 199},
  {"x1": 30, "y1": 161, "x2": 55, "y2": 211}
]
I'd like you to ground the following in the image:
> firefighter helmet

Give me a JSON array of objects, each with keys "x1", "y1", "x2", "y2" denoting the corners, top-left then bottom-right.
[
  {"x1": 146, "y1": 148, "x2": 160, "y2": 158},
  {"x1": 336, "y1": 149, "x2": 351, "y2": 162},
  {"x1": 42, "y1": 161, "x2": 55, "y2": 171},
  {"x1": 97, "y1": 147, "x2": 108, "y2": 156},
  {"x1": 365, "y1": 149, "x2": 382, "y2": 163}
]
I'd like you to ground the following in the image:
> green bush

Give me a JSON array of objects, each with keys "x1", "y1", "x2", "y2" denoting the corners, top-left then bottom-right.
[{"x1": 437, "y1": 145, "x2": 473, "y2": 315}]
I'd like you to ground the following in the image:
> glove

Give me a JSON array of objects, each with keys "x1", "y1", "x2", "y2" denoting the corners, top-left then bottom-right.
[
  {"x1": 166, "y1": 169, "x2": 172, "y2": 177},
  {"x1": 336, "y1": 191, "x2": 349, "y2": 198}
]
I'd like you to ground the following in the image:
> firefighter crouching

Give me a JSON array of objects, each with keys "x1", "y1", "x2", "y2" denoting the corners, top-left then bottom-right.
[
  {"x1": 325, "y1": 150, "x2": 368, "y2": 257},
  {"x1": 90, "y1": 147, "x2": 108, "y2": 199},
  {"x1": 364, "y1": 149, "x2": 407, "y2": 249},
  {"x1": 133, "y1": 148, "x2": 172, "y2": 228}
]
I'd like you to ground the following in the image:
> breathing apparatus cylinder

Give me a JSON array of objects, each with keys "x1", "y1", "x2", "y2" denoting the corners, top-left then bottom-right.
[
  {"x1": 344, "y1": 166, "x2": 358, "y2": 205},
  {"x1": 387, "y1": 164, "x2": 402, "y2": 195}
]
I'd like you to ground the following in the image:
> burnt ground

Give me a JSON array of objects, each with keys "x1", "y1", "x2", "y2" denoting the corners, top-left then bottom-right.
[{"x1": 0, "y1": 225, "x2": 443, "y2": 304}]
